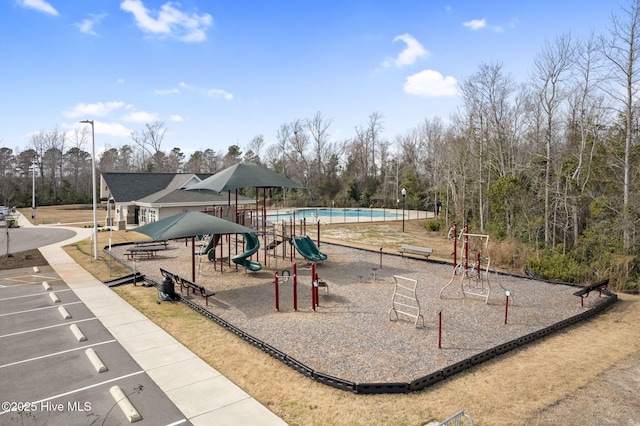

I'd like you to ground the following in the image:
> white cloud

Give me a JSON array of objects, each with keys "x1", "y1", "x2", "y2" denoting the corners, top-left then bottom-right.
[
  {"x1": 95, "y1": 121, "x2": 132, "y2": 138},
  {"x1": 155, "y1": 82, "x2": 233, "y2": 100},
  {"x1": 404, "y1": 69, "x2": 459, "y2": 97},
  {"x1": 121, "y1": 110, "x2": 159, "y2": 123},
  {"x1": 463, "y1": 18, "x2": 511, "y2": 33},
  {"x1": 64, "y1": 101, "x2": 126, "y2": 118},
  {"x1": 120, "y1": 0, "x2": 213, "y2": 42},
  {"x1": 207, "y1": 88, "x2": 233, "y2": 100},
  {"x1": 19, "y1": 0, "x2": 58, "y2": 16},
  {"x1": 381, "y1": 33, "x2": 428, "y2": 68},
  {"x1": 463, "y1": 19, "x2": 486, "y2": 30},
  {"x1": 169, "y1": 114, "x2": 183, "y2": 122},
  {"x1": 71, "y1": 120, "x2": 131, "y2": 138},
  {"x1": 75, "y1": 13, "x2": 107, "y2": 36},
  {"x1": 155, "y1": 88, "x2": 179, "y2": 95}
]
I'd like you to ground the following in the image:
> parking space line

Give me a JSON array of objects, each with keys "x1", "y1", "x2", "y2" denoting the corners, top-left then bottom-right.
[
  {"x1": 0, "y1": 301, "x2": 82, "y2": 318},
  {"x1": 0, "y1": 370, "x2": 146, "y2": 416},
  {"x1": 0, "y1": 274, "x2": 60, "y2": 284},
  {"x1": 0, "y1": 288, "x2": 73, "y2": 302},
  {"x1": 165, "y1": 419, "x2": 188, "y2": 426},
  {"x1": 0, "y1": 339, "x2": 116, "y2": 369},
  {"x1": 0, "y1": 317, "x2": 98, "y2": 339}
]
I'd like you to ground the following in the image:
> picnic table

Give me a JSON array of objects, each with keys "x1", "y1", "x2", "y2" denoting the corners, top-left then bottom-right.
[
  {"x1": 125, "y1": 246, "x2": 162, "y2": 260},
  {"x1": 134, "y1": 240, "x2": 169, "y2": 248}
]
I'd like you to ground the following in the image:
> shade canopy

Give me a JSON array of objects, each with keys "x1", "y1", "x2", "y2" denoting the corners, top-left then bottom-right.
[
  {"x1": 130, "y1": 211, "x2": 257, "y2": 241},
  {"x1": 187, "y1": 163, "x2": 305, "y2": 192}
]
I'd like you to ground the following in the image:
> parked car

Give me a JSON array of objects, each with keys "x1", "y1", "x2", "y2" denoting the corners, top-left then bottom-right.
[{"x1": 0, "y1": 206, "x2": 8, "y2": 219}]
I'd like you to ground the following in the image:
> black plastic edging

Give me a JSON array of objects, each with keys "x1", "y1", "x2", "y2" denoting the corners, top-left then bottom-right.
[
  {"x1": 108, "y1": 250, "x2": 619, "y2": 395},
  {"x1": 409, "y1": 370, "x2": 444, "y2": 392},
  {"x1": 313, "y1": 371, "x2": 357, "y2": 393},
  {"x1": 356, "y1": 382, "x2": 410, "y2": 394}
]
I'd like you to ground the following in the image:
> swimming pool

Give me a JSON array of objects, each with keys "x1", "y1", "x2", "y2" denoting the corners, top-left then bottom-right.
[{"x1": 266, "y1": 207, "x2": 402, "y2": 224}]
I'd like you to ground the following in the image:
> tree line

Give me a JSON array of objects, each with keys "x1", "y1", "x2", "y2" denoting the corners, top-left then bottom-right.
[{"x1": 2, "y1": 1, "x2": 640, "y2": 289}]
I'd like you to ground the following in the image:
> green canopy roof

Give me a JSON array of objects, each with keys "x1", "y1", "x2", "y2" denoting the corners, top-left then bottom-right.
[
  {"x1": 130, "y1": 211, "x2": 257, "y2": 240},
  {"x1": 188, "y1": 163, "x2": 305, "y2": 192}
]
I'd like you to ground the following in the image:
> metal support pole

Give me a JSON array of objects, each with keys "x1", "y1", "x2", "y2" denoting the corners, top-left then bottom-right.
[
  {"x1": 293, "y1": 263, "x2": 298, "y2": 311},
  {"x1": 438, "y1": 310, "x2": 442, "y2": 349},
  {"x1": 504, "y1": 291, "x2": 510, "y2": 324},
  {"x1": 452, "y1": 222, "x2": 457, "y2": 273},
  {"x1": 274, "y1": 272, "x2": 279, "y2": 311}
]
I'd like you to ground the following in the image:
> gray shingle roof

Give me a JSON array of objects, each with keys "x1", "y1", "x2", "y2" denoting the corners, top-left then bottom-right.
[{"x1": 102, "y1": 173, "x2": 212, "y2": 203}]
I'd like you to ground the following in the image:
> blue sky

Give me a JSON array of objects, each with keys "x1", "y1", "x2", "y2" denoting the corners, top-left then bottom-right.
[{"x1": 0, "y1": 0, "x2": 618, "y2": 157}]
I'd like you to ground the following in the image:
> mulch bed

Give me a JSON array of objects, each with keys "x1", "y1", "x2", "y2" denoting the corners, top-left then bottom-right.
[
  {"x1": 110, "y1": 240, "x2": 614, "y2": 385},
  {"x1": 0, "y1": 249, "x2": 48, "y2": 270}
]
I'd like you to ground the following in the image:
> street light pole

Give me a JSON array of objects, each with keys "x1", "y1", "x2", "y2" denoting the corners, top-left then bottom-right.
[
  {"x1": 31, "y1": 158, "x2": 36, "y2": 220},
  {"x1": 80, "y1": 119, "x2": 99, "y2": 260},
  {"x1": 401, "y1": 187, "x2": 407, "y2": 232}
]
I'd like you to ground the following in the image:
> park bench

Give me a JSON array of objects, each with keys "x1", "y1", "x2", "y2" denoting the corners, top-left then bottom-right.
[
  {"x1": 399, "y1": 244, "x2": 433, "y2": 261},
  {"x1": 573, "y1": 279, "x2": 609, "y2": 307},
  {"x1": 178, "y1": 276, "x2": 215, "y2": 306},
  {"x1": 159, "y1": 267, "x2": 180, "y2": 283}
]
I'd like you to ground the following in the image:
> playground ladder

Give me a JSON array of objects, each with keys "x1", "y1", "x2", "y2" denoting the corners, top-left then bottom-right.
[{"x1": 388, "y1": 275, "x2": 424, "y2": 328}]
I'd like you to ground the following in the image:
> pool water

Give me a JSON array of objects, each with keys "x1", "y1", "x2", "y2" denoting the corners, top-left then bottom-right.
[{"x1": 267, "y1": 208, "x2": 401, "y2": 223}]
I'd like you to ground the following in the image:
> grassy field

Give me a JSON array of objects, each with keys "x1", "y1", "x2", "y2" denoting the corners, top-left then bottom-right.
[{"x1": 18, "y1": 205, "x2": 640, "y2": 425}]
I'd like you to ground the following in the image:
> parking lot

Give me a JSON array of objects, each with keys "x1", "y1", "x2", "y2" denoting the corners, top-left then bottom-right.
[{"x1": 0, "y1": 265, "x2": 190, "y2": 426}]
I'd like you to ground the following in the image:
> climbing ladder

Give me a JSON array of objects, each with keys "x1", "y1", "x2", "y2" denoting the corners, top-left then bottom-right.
[{"x1": 388, "y1": 275, "x2": 424, "y2": 328}]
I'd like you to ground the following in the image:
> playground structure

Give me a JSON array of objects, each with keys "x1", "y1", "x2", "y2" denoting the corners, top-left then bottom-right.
[
  {"x1": 272, "y1": 262, "x2": 329, "y2": 312},
  {"x1": 440, "y1": 223, "x2": 500, "y2": 304},
  {"x1": 292, "y1": 235, "x2": 327, "y2": 263},
  {"x1": 232, "y1": 233, "x2": 263, "y2": 272},
  {"x1": 115, "y1": 217, "x2": 617, "y2": 396},
  {"x1": 193, "y1": 206, "x2": 329, "y2": 275},
  {"x1": 195, "y1": 234, "x2": 219, "y2": 261},
  {"x1": 261, "y1": 215, "x2": 328, "y2": 267}
]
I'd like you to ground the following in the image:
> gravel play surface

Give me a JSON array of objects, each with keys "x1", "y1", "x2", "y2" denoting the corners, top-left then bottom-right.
[{"x1": 111, "y1": 239, "x2": 612, "y2": 384}]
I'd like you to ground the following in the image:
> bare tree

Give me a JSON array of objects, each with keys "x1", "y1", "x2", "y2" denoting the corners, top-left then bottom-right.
[
  {"x1": 289, "y1": 119, "x2": 311, "y2": 193},
  {"x1": 460, "y1": 61, "x2": 519, "y2": 230},
  {"x1": 306, "y1": 111, "x2": 332, "y2": 177},
  {"x1": 66, "y1": 127, "x2": 89, "y2": 191},
  {"x1": 29, "y1": 127, "x2": 66, "y2": 200},
  {"x1": 276, "y1": 123, "x2": 292, "y2": 176},
  {"x1": 566, "y1": 32, "x2": 607, "y2": 246},
  {"x1": 130, "y1": 121, "x2": 167, "y2": 172},
  {"x1": 530, "y1": 32, "x2": 576, "y2": 247},
  {"x1": 247, "y1": 134, "x2": 265, "y2": 164},
  {"x1": 600, "y1": 0, "x2": 640, "y2": 251}
]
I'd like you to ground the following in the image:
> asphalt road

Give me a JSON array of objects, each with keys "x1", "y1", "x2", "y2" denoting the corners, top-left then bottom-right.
[{"x1": 0, "y1": 227, "x2": 77, "y2": 256}]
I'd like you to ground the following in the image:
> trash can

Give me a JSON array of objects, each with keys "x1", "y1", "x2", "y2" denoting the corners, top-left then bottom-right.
[{"x1": 161, "y1": 276, "x2": 176, "y2": 300}]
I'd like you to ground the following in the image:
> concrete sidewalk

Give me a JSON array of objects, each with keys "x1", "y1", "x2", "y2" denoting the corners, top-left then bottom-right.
[{"x1": 21, "y1": 214, "x2": 286, "y2": 425}]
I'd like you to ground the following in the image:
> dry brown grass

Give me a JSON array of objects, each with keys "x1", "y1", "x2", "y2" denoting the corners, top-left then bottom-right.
[
  {"x1": 18, "y1": 204, "x2": 102, "y2": 227},
  {"x1": 30, "y1": 204, "x2": 640, "y2": 425}
]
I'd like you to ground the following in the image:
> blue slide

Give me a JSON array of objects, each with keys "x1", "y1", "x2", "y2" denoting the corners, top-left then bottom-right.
[{"x1": 232, "y1": 233, "x2": 263, "y2": 272}]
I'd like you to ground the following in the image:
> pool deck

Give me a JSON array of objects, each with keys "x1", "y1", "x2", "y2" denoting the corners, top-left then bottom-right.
[{"x1": 266, "y1": 208, "x2": 433, "y2": 225}]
